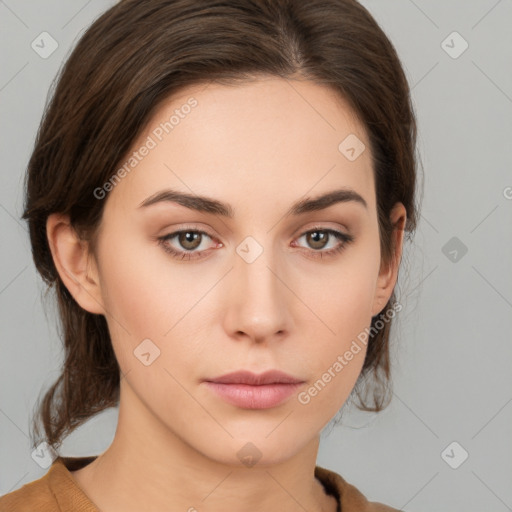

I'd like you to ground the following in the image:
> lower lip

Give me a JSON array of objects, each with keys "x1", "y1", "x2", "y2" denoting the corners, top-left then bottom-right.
[{"x1": 204, "y1": 382, "x2": 303, "y2": 409}]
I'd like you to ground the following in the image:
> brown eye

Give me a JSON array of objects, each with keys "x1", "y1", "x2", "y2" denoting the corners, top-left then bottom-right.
[
  {"x1": 305, "y1": 230, "x2": 329, "y2": 250},
  {"x1": 293, "y1": 227, "x2": 355, "y2": 259},
  {"x1": 177, "y1": 231, "x2": 202, "y2": 250},
  {"x1": 158, "y1": 229, "x2": 218, "y2": 261}
]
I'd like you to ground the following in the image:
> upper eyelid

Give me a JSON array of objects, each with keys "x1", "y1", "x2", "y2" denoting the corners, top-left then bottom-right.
[{"x1": 163, "y1": 220, "x2": 350, "y2": 235}]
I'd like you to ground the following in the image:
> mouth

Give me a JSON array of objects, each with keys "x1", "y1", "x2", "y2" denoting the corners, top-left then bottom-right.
[{"x1": 203, "y1": 369, "x2": 305, "y2": 409}]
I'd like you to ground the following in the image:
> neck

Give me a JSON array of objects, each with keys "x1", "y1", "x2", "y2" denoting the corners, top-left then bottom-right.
[{"x1": 71, "y1": 381, "x2": 338, "y2": 512}]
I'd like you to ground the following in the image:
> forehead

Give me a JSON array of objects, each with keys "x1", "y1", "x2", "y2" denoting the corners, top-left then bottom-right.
[{"x1": 104, "y1": 77, "x2": 375, "y2": 216}]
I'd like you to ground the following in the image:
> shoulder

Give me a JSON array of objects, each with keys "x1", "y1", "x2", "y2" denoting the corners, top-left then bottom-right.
[
  {"x1": 315, "y1": 465, "x2": 404, "y2": 512},
  {"x1": 0, "y1": 469, "x2": 57, "y2": 512},
  {"x1": 0, "y1": 456, "x2": 98, "y2": 512}
]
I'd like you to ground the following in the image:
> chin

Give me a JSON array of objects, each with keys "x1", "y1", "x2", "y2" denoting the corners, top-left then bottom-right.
[{"x1": 195, "y1": 428, "x2": 312, "y2": 469}]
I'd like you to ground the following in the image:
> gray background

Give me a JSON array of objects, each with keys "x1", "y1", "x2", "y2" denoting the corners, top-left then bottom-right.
[{"x1": 1, "y1": 1, "x2": 511, "y2": 510}]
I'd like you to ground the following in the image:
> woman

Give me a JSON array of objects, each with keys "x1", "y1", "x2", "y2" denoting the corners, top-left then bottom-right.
[{"x1": 0, "y1": 0, "x2": 420, "y2": 510}]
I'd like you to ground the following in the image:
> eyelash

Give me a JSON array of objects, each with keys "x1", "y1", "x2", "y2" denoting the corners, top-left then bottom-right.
[{"x1": 157, "y1": 226, "x2": 354, "y2": 261}]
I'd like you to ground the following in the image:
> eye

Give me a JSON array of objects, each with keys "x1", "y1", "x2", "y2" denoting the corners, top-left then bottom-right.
[
  {"x1": 157, "y1": 229, "x2": 219, "y2": 261},
  {"x1": 292, "y1": 227, "x2": 354, "y2": 259},
  {"x1": 157, "y1": 226, "x2": 354, "y2": 261}
]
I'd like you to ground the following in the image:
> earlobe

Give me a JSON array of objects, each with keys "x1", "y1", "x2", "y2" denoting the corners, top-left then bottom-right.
[
  {"x1": 46, "y1": 213, "x2": 105, "y2": 315},
  {"x1": 371, "y1": 202, "x2": 407, "y2": 317}
]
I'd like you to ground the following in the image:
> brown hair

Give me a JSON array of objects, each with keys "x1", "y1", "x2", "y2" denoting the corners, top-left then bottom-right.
[{"x1": 23, "y1": 0, "x2": 421, "y2": 453}]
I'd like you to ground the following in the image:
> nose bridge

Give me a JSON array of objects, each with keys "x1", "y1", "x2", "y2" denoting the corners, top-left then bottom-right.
[
  {"x1": 237, "y1": 233, "x2": 281, "y2": 306},
  {"x1": 225, "y1": 233, "x2": 289, "y2": 340}
]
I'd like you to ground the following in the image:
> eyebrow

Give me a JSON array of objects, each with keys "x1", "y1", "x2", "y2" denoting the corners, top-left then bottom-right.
[{"x1": 138, "y1": 187, "x2": 367, "y2": 217}]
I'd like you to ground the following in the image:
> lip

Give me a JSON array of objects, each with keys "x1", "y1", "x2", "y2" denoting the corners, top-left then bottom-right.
[
  {"x1": 206, "y1": 370, "x2": 303, "y2": 385},
  {"x1": 203, "y1": 370, "x2": 305, "y2": 409}
]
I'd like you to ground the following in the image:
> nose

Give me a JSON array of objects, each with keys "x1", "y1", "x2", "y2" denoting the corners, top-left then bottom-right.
[{"x1": 222, "y1": 238, "x2": 291, "y2": 344}]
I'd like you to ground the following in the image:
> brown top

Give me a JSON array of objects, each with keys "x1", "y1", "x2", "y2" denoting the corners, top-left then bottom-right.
[{"x1": 0, "y1": 456, "x2": 402, "y2": 511}]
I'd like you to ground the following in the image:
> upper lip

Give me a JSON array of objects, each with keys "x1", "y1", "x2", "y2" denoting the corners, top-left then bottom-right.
[{"x1": 205, "y1": 370, "x2": 303, "y2": 385}]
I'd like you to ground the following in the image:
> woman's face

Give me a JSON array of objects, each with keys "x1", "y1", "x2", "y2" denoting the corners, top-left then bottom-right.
[{"x1": 81, "y1": 77, "x2": 404, "y2": 466}]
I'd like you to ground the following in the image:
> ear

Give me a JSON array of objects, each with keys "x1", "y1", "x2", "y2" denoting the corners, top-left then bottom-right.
[
  {"x1": 371, "y1": 202, "x2": 407, "y2": 317},
  {"x1": 46, "y1": 213, "x2": 105, "y2": 315}
]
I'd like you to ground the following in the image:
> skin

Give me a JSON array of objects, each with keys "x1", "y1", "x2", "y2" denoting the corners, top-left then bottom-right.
[{"x1": 47, "y1": 76, "x2": 406, "y2": 512}]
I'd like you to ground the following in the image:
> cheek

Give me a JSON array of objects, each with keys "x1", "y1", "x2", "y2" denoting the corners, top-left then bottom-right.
[
  {"x1": 303, "y1": 250, "x2": 379, "y2": 341},
  {"x1": 95, "y1": 231, "x2": 212, "y2": 369},
  {"x1": 98, "y1": 250, "x2": 163, "y2": 325},
  {"x1": 294, "y1": 247, "x2": 379, "y2": 408},
  {"x1": 295, "y1": 298, "x2": 370, "y2": 419},
  {"x1": 94, "y1": 231, "x2": 171, "y2": 351}
]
